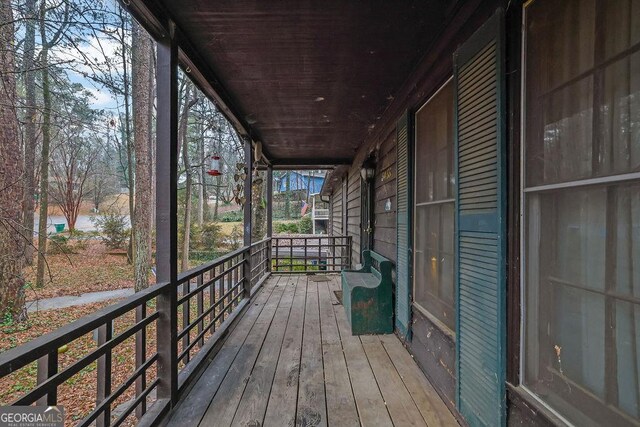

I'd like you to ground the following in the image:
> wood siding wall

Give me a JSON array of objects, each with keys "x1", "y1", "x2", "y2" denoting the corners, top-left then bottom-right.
[
  {"x1": 346, "y1": 168, "x2": 361, "y2": 265},
  {"x1": 372, "y1": 130, "x2": 397, "y2": 263},
  {"x1": 331, "y1": 183, "x2": 343, "y2": 236}
]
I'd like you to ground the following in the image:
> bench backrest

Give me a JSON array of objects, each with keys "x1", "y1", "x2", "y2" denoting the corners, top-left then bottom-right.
[{"x1": 362, "y1": 250, "x2": 392, "y2": 281}]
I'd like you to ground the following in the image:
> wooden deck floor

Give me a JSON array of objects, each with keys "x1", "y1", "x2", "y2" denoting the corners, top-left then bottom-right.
[{"x1": 167, "y1": 274, "x2": 457, "y2": 427}]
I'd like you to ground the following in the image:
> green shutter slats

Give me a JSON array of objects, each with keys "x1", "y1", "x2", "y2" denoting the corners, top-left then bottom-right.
[
  {"x1": 455, "y1": 10, "x2": 506, "y2": 427},
  {"x1": 395, "y1": 111, "x2": 411, "y2": 338}
]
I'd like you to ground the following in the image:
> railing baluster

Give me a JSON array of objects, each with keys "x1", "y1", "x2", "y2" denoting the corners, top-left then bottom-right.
[
  {"x1": 36, "y1": 350, "x2": 58, "y2": 406},
  {"x1": 135, "y1": 304, "x2": 147, "y2": 419},
  {"x1": 289, "y1": 238, "x2": 293, "y2": 272},
  {"x1": 210, "y1": 267, "x2": 216, "y2": 329},
  {"x1": 96, "y1": 322, "x2": 112, "y2": 427},
  {"x1": 196, "y1": 274, "x2": 204, "y2": 348},
  {"x1": 243, "y1": 247, "x2": 251, "y2": 296},
  {"x1": 226, "y1": 259, "x2": 232, "y2": 317},
  {"x1": 233, "y1": 257, "x2": 239, "y2": 304},
  {"x1": 182, "y1": 278, "x2": 190, "y2": 364}
]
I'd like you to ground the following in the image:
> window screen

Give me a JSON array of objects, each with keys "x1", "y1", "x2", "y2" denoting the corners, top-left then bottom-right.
[
  {"x1": 523, "y1": 0, "x2": 640, "y2": 424},
  {"x1": 413, "y1": 80, "x2": 455, "y2": 331}
]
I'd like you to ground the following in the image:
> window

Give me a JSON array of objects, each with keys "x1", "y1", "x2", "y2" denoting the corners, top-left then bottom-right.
[
  {"x1": 523, "y1": 1, "x2": 640, "y2": 425},
  {"x1": 413, "y1": 80, "x2": 455, "y2": 331}
]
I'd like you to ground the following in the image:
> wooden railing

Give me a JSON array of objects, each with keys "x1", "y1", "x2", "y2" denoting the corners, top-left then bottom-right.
[
  {"x1": 272, "y1": 235, "x2": 352, "y2": 273},
  {"x1": 250, "y1": 238, "x2": 271, "y2": 292},
  {"x1": 0, "y1": 239, "x2": 271, "y2": 427}
]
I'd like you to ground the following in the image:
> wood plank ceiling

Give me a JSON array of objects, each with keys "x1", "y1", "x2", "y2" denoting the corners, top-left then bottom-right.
[{"x1": 157, "y1": 0, "x2": 453, "y2": 164}]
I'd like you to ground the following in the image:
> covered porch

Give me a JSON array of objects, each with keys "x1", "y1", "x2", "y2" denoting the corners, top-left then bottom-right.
[{"x1": 167, "y1": 274, "x2": 455, "y2": 426}]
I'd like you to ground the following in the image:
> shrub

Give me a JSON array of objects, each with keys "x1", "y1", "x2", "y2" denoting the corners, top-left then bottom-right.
[
  {"x1": 229, "y1": 225, "x2": 243, "y2": 249},
  {"x1": 92, "y1": 211, "x2": 129, "y2": 249},
  {"x1": 298, "y1": 215, "x2": 312, "y2": 234},
  {"x1": 189, "y1": 221, "x2": 223, "y2": 251},
  {"x1": 48, "y1": 234, "x2": 73, "y2": 254},
  {"x1": 220, "y1": 211, "x2": 243, "y2": 222},
  {"x1": 274, "y1": 222, "x2": 299, "y2": 234}
]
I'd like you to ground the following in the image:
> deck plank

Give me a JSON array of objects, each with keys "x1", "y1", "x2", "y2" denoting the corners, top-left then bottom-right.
[
  {"x1": 171, "y1": 274, "x2": 457, "y2": 427},
  {"x1": 361, "y1": 335, "x2": 428, "y2": 426},
  {"x1": 296, "y1": 277, "x2": 328, "y2": 427},
  {"x1": 231, "y1": 278, "x2": 297, "y2": 426},
  {"x1": 380, "y1": 334, "x2": 458, "y2": 426},
  {"x1": 328, "y1": 277, "x2": 393, "y2": 427},
  {"x1": 317, "y1": 280, "x2": 359, "y2": 427},
  {"x1": 199, "y1": 276, "x2": 286, "y2": 426},
  {"x1": 263, "y1": 276, "x2": 306, "y2": 427},
  {"x1": 167, "y1": 276, "x2": 279, "y2": 426}
]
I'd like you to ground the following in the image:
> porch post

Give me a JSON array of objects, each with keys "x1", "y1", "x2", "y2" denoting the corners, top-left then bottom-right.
[
  {"x1": 155, "y1": 22, "x2": 179, "y2": 406},
  {"x1": 266, "y1": 165, "x2": 273, "y2": 272},
  {"x1": 243, "y1": 139, "x2": 253, "y2": 295}
]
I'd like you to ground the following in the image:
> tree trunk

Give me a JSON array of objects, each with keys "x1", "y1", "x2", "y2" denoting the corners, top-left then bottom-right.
[
  {"x1": 121, "y1": 13, "x2": 134, "y2": 264},
  {"x1": 285, "y1": 172, "x2": 291, "y2": 219},
  {"x1": 197, "y1": 121, "x2": 205, "y2": 227},
  {"x1": 35, "y1": 8, "x2": 51, "y2": 289},
  {"x1": 132, "y1": 21, "x2": 153, "y2": 292},
  {"x1": 22, "y1": 0, "x2": 37, "y2": 265},
  {"x1": 213, "y1": 176, "x2": 220, "y2": 220},
  {"x1": 148, "y1": 44, "x2": 156, "y2": 235},
  {"x1": 252, "y1": 171, "x2": 266, "y2": 241},
  {"x1": 180, "y1": 87, "x2": 198, "y2": 272},
  {"x1": 0, "y1": 0, "x2": 27, "y2": 319}
]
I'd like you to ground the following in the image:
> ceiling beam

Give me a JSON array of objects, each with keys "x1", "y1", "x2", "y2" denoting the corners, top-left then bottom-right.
[{"x1": 271, "y1": 158, "x2": 353, "y2": 170}]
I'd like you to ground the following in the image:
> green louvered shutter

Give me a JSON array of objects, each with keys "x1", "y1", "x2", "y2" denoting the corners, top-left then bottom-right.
[
  {"x1": 396, "y1": 112, "x2": 411, "y2": 339},
  {"x1": 454, "y1": 10, "x2": 506, "y2": 427}
]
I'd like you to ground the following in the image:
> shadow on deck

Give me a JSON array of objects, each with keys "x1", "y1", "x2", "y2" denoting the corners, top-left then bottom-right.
[{"x1": 167, "y1": 274, "x2": 457, "y2": 426}]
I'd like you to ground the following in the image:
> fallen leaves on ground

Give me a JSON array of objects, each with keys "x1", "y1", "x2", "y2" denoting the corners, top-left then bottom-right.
[
  {"x1": 23, "y1": 240, "x2": 134, "y2": 301},
  {"x1": 1, "y1": 285, "x2": 236, "y2": 426}
]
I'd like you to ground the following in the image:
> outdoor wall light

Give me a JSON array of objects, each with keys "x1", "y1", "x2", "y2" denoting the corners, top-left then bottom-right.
[{"x1": 360, "y1": 164, "x2": 375, "y2": 181}]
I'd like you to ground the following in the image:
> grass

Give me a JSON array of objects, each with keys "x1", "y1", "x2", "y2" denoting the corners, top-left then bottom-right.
[{"x1": 272, "y1": 258, "x2": 323, "y2": 272}]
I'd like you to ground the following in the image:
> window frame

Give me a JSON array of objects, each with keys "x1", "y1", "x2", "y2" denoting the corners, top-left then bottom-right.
[
  {"x1": 412, "y1": 76, "x2": 456, "y2": 334},
  {"x1": 520, "y1": 1, "x2": 640, "y2": 425}
]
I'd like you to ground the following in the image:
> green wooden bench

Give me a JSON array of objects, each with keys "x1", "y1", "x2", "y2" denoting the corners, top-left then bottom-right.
[{"x1": 341, "y1": 250, "x2": 393, "y2": 335}]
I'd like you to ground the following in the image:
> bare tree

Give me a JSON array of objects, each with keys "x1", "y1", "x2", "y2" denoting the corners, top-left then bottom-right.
[
  {"x1": 21, "y1": 0, "x2": 38, "y2": 265},
  {"x1": 179, "y1": 78, "x2": 198, "y2": 272},
  {"x1": 0, "y1": 0, "x2": 27, "y2": 320},
  {"x1": 49, "y1": 135, "x2": 98, "y2": 234}
]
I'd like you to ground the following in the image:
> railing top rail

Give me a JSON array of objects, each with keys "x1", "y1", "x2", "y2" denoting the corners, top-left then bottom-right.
[
  {"x1": 178, "y1": 238, "x2": 272, "y2": 283},
  {"x1": 271, "y1": 235, "x2": 350, "y2": 238},
  {"x1": 250, "y1": 237, "x2": 272, "y2": 247},
  {"x1": 178, "y1": 245, "x2": 250, "y2": 283},
  {"x1": 0, "y1": 281, "x2": 170, "y2": 376}
]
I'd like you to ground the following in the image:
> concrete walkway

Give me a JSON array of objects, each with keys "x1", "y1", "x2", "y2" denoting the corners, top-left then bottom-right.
[
  {"x1": 26, "y1": 288, "x2": 135, "y2": 313},
  {"x1": 25, "y1": 282, "x2": 208, "y2": 313}
]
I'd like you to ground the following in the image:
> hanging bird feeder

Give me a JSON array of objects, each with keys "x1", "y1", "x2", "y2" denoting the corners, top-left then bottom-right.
[{"x1": 207, "y1": 154, "x2": 223, "y2": 176}]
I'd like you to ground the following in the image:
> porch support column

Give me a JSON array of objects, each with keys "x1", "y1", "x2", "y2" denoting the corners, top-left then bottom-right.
[
  {"x1": 266, "y1": 165, "x2": 273, "y2": 272},
  {"x1": 155, "y1": 22, "x2": 179, "y2": 406},
  {"x1": 243, "y1": 139, "x2": 253, "y2": 295}
]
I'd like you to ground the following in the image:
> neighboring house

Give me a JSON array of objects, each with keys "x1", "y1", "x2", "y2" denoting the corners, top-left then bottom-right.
[{"x1": 275, "y1": 171, "x2": 325, "y2": 194}]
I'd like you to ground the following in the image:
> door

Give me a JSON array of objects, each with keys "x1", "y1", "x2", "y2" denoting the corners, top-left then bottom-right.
[{"x1": 360, "y1": 166, "x2": 375, "y2": 257}]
